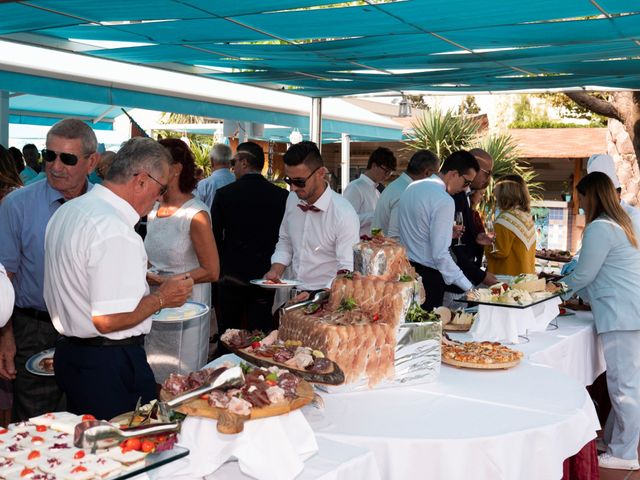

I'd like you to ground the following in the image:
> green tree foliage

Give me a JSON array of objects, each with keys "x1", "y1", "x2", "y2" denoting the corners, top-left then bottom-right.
[
  {"x1": 405, "y1": 109, "x2": 480, "y2": 159},
  {"x1": 458, "y1": 95, "x2": 480, "y2": 115},
  {"x1": 537, "y1": 92, "x2": 608, "y2": 126}
]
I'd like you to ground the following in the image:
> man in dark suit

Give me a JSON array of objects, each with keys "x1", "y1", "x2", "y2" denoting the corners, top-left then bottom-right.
[
  {"x1": 211, "y1": 142, "x2": 288, "y2": 335},
  {"x1": 448, "y1": 148, "x2": 498, "y2": 289}
]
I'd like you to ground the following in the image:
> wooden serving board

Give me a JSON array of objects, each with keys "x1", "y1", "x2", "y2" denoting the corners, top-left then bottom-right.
[
  {"x1": 443, "y1": 323, "x2": 472, "y2": 332},
  {"x1": 221, "y1": 341, "x2": 345, "y2": 385},
  {"x1": 442, "y1": 356, "x2": 520, "y2": 370},
  {"x1": 159, "y1": 380, "x2": 315, "y2": 434}
]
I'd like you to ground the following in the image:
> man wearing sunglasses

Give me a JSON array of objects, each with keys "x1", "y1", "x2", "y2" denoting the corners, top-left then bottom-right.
[
  {"x1": 447, "y1": 148, "x2": 498, "y2": 298},
  {"x1": 0, "y1": 118, "x2": 99, "y2": 421},
  {"x1": 343, "y1": 147, "x2": 397, "y2": 236},
  {"x1": 43, "y1": 137, "x2": 193, "y2": 420},
  {"x1": 265, "y1": 141, "x2": 359, "y2": 293},
  {"x1": 397, "y1": 150, "x2": 480, "y2": 310}
]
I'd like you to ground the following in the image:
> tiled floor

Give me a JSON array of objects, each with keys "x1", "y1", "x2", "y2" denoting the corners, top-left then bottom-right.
[{"x1": 597, "y1": 438, "x2": 640, "y2": 479}]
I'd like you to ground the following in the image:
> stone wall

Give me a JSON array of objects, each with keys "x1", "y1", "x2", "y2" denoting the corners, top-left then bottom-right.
[{"x1": 608, "y1": 119, "x2": 640, "y2": 206}]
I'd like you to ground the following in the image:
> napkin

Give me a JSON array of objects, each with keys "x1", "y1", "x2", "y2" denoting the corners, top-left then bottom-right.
[
  {"x1": 168, "y1": 410, "x2": 318, "y2": 480},
  {"x1": 470, "y1": 297, "x2": 561, "y2": 344}
]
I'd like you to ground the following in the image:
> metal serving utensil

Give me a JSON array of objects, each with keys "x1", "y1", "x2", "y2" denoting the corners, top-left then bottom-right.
[
  {"x1": 157, "y1": 365, "x2": 245, "y2": 419},
  {"x1": 282, "y1": 290, "x2": 330, "y2": 314},
  {"x1": 74, "y1": 420, "x2": 180, "y2": 451}
]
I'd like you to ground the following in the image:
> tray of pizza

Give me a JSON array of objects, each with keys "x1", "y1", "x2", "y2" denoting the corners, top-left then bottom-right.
[
  {"x1": 219, "y1": 329, "x2": 345, "y2": 385},
  {"x1": 159, "y1": 362, "x2": 315, "y2": 434},
  {"x1": 441, "y1": 339, "x2": 523, "y2": 370}
]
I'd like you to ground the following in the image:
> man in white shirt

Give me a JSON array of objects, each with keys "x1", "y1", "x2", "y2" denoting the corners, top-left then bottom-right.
[
  {"x1": 265, "y1": 141, "x2": 360, "y2": 292},
  {"x1": 0, "y1": 263, "x2": 14, "y2": 329},
  {"x1": 44, "y1": 137, "x2": 193, "y2": 420},
  {"x1": 343, "y1": 147, "x2": 397, "y2": 236},
  {"x1": 195, "y1": 143, "x2": 235, "y2": 210},
  {"x1": 373, "y1": 149, "x2": 440, "y2": 239},
  {"x1": 398, "y1": 150, "x2": 479, "y2": 310}
]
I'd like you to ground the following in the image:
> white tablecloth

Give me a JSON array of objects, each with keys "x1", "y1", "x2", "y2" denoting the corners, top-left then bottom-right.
[
  {"x1": 308, "y1": 362, "x2": 599, "y2": 480},
  {"x1": 453, "y1": 311, "x2": 605, "y2": 386},
  {"x1": 206, "y1": 438, "x2": 381, "y2": 480}
]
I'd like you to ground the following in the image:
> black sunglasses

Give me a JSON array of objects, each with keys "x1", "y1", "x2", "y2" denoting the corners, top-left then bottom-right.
[
  {"x1": 134, "y1": 171, "x2": 168, "y2": 196},
  {"x1": 42, "y1": 149, "x2": 85, "y2": 166},
  {"x1": 284, "y1": 166, "x2": 321, "y2": 188}
]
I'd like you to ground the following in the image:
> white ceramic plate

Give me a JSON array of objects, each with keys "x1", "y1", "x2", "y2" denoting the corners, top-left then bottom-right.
[
  {"x1": 250, "y1": 279, "x2": 301, "y2": 289},
  {"x1": 151, "y1": 301, "x2": 210, "y2": 323},
  {"x1": 26, "y1": 348, "x2": 55, "y2": 377}
]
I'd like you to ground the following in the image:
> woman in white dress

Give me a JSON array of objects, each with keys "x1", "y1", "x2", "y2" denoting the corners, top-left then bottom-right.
[{"x1": 145, "y1": 138, "x2": 219, "y2": 381}]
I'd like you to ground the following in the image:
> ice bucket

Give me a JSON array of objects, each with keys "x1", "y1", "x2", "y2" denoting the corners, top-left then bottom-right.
[{"x1": 145, "y1": 301, "x2": 210, "y2": 383}]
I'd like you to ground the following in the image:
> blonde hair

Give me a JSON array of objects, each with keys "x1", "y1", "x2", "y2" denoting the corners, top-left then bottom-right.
[
  {"x1": 494, "y1": 174, "x2": 530, "y2": 213},
  {"x1": 577, "y1": 172, "x2": 638, "y2": 248}
]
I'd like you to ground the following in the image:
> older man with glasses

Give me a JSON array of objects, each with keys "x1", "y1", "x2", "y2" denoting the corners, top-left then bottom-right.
[
  {"x1": 0, "y1": 118, "x2": 99, "y2": 421},
  {"x1": 343, "y1": 147, "x2": 397, "y2": 237},
  {"x1": 264, "y1": 141, "x2": 359, "y2": 297},
  {"x1": 43, "y1": 137, "x2": 193, "y2": 419}
]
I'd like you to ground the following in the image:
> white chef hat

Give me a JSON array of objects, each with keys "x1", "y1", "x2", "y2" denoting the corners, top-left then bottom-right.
[{"x1": 586, "y1": 154, "x2": 621, "y2": 189}]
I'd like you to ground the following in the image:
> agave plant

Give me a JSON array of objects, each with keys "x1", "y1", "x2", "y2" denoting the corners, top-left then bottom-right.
[
  {"x1": 474, "y1": 133, "x2": 542, "y2": 216},
  {"x1": 405, "y1": 109, "x2": 480, "y2": 159}
]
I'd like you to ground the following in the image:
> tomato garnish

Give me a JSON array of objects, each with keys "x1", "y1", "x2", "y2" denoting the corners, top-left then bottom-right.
[
  {"x1": 0, "y1": 428, "x2": 8, "y2": 434},
  {"x1": 20, "y1": 468, "x2": 34, "y2": 477},
  {"x1": 141, "y1": 440, "x2": 155, "y2": 453},
  {"x1": 81, "y1": 414, "x2": 96, "y2": 421},
  {"x1": 265, "y1": 379, "x2": 277, "y2": 386},
  {"x1": 31, "y1": 436, "x2": 44, "y2": 444},
  {"x1": 154, "y1": 435, "x2": 168, "y2": 443},
  {"x1": 250, "y1": 341, "x2": 261, "y2": 349},
  {"x1": 35, "y1": 425, "x2": 47, "y2": 432},
  {"x1": 124, "y1": 438, "x2": 141, "y2": 451},
  {"x1": 71, "y1": 466, "x2": 87, "y2": 473},
  {"x1": 27, "y1": 450, "x2": 40, "y2": 460},
  {"x1": 372, "y1": 313, "x2": 380, "y2": 322},
  {"x1": 73, "y1": 450, "x2": 85, "y2": 459}
]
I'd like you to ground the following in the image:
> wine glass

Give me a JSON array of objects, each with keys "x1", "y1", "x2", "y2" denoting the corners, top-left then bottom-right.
[
  {"x1": 485, "y1": 218, "x2": 499, "y2": 253},
  {"x1": 455, "y1": 212, "x2": 465, "y2": 246}
]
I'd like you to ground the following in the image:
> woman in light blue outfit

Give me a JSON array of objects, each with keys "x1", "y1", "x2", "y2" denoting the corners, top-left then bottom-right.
[{"x1": 564, "y1": 172, "x2": 640, "y2": 471}]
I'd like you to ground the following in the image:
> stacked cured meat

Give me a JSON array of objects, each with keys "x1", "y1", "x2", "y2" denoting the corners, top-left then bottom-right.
[{"x1": 279, "y1": 236, "x2": 434, "y2": 389}]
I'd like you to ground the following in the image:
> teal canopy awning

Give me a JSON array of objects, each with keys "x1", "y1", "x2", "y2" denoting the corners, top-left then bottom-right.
[{"x1": 0, "y1": 1, "x2": 638, "y2": 96}]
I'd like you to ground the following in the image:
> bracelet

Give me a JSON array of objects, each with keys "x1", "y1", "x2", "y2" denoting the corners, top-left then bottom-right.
[{"x1": 152, "y1": 291, "x2": 164, "y2": 312}]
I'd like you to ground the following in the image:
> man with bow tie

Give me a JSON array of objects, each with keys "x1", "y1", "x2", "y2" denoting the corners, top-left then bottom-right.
[{"x1": 264, "y1": 141, "x2": 359, "y2": 293}]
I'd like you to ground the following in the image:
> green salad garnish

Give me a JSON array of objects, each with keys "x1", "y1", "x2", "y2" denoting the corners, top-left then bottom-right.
[
  {"x1": 405, "y1": 302, "x2": 439, "y2": 323},
  {"x1": 398, "y1": 274, "x2": 413, "y2": 282},
  {"x1": 337, "y1": 297, "x2": 358, "y2": 312}
]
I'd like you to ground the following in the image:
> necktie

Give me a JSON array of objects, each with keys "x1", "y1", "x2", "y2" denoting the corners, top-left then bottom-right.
[{"x1": 297, "y1": 203, "x2": 321, "y2": 213}]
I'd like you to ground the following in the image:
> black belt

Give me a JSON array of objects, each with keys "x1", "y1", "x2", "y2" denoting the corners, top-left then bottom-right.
[
  {"x1": 62, "y1": 335, "x2": 145, "y2": 347},
  {"x1": 15, "y1": 306, "x2": 51, "y2": 323}
]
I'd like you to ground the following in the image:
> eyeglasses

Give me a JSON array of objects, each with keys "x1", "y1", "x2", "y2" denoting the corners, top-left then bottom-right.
[
  {"x1": 479, "y1": 167, "x2": 492, "y2": 176},
  {"x1": 379, "y1": 165, "x2": 394, "y2": 177},
  {"x1": 284, "y1": 166, "x2": 321, "y2": 188},
  {"x1": 134, "y1": 171, "x2": 168, "y2": 196},
  {"x1": 42, "y1": 149, "x2": 86, "y2": 166},
  {"x1": 461, "y1": 174, "x2": 474, "y2": 187}
]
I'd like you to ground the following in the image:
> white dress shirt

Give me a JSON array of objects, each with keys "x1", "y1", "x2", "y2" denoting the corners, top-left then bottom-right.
[
  {"x1": 195, "y1": 168, "x2": 235, "y2": 210},
  {"x1": 397, "y1": 175, "x2": 473, "y2": 291},
  {"x1": 44, "y1": 184, "x2": 151, "y2": 340},
  {"x1": 373, "y1": 172, "x2": 413, "y2": 239},
  {"x1": 271, "y1": 185, "x2": 360, "y2": 290},
  {"x1": 0, "y1": 263, "x2": 14, "y2": 328},
  {"x1": 343, "y1": 173, "x2": 379, "y2": 236}
]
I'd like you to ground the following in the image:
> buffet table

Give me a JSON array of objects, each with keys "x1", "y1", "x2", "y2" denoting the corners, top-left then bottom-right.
[
  {"x1": 451, "y1": 311, "x2": 605, "y2": 386},
  {"x1": 308, "y1": 362, "x2": 599, "y2": 480}
]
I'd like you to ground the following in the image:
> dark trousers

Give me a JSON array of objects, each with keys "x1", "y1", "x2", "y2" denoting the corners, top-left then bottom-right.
[
  {"x1": 410, "y1": 262, "x2": 447, "y2": 311},
  {"x1": 12, "y1": 309, "x2": 65, "y2": 421},
  {"x1": 54, "y1": 338, "x2": 156, "y2": 420},
  {"x1": 218, "y1": 282, "x2": 277, "y2": 335}
]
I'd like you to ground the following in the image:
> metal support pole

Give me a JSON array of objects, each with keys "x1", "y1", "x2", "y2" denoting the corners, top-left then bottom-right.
[
  {"x1": 310, "y1": 97, "x2": 322, "y2": 152},
  {"x1": 340, "y1": 133, "x2": 351, "y2": 194},
  {"x1": 0, "y1": 91, "x2": 9, "y2": 147}
]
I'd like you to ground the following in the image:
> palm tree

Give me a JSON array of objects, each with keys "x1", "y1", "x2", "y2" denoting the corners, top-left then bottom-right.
[{"x1": 405, "y1": 109, "x2": 480, "y2": 159}]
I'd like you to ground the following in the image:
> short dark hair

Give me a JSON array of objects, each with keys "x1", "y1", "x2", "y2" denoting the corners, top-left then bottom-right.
[
  {"x1": 47, "y1": 118, "x2": 97, "y2": 155},
  {"x1": 283, "y1": 141, "x2": 323, "y2": 170},
  {"x1": 237, "y1": 141, "x2": 265, "y2": 171},
  {"x1": 22, "y1": 144, "x2": 40, "y2": 164},
  {"x1": 440, "y1": 150, "x2": 479, "y2": 176},
  {"x1": 367, "y1": 147, "x2": 397, "y2": 171},
  {"x1": 158, "y1": 138, "x2": 198, "y2": 193},
  {"x1": 407, "y1": 149, "x2": 439, "y2": 175},
  {"x1": 8, "y1": 147, "x2": 24, "y2": 174}
]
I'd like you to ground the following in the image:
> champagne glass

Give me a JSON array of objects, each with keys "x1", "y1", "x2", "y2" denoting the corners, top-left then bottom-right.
[
  {"x1": 455, "y1": 212, "x2": 465, "y2": 246},
  {"x1": 485, "y1": 218, "x2": 499, "y2": 253}
]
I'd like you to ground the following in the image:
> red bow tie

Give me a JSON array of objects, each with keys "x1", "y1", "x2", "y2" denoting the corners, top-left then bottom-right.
[{"x1": 297, "y1": 203, "x2": 321, "y2": 213}]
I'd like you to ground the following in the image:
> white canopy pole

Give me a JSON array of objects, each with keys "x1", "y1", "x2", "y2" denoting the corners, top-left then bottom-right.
[
  {"x1": 0, "y1": 91, "x2": 8, "y2": 147},
  {"x1": 341, "y1": 133, "x2": 351, "y2": 194},
  {"x1": 310, "y1": 97, "x2": 322, "y2": 151}
]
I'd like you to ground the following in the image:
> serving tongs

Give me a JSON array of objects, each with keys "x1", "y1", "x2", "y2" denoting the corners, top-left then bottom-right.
[
  {"x1": 282, "y1": 289, "x2": 330, "y2": 314},
  {"x1": 74, "y1": 420, "x2": 180, "y2": 451}
]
